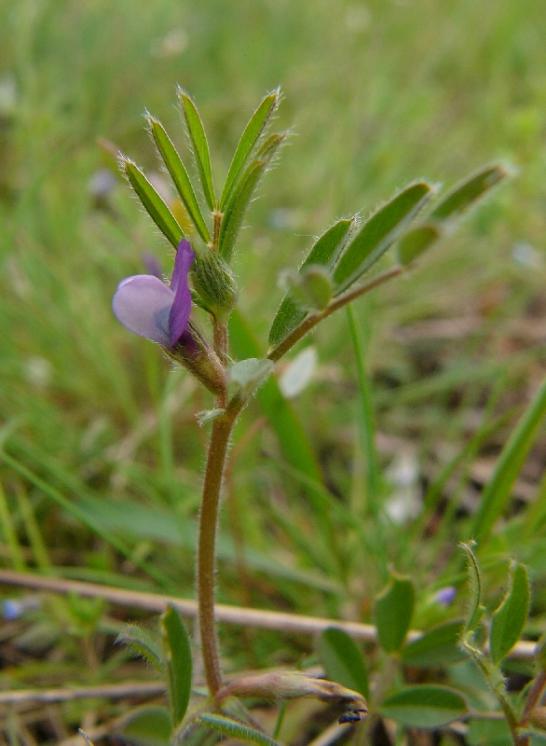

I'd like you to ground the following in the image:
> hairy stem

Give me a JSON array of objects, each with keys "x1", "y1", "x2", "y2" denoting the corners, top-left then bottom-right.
[
  {"x1": 268, "y1": 266, "x2": 403, "y2": 362},
  {"x1": 198, "y1": 415, "x2": 232, "y2": 695},
  {"x1": 463, "y1": 640, "x2": 522, "y2": 746},
  {"x1": 197, "y1": 398, "x2": 243, "y2": 697},
  {"x1": 519, "y1": 669, "x2": 546, "y2": 742},
  {"x1": 213, "y1": 318, "x2": 229, "y2": 373}
]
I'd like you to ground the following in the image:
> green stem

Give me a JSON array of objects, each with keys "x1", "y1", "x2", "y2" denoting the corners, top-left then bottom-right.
[
  {"x1": 463, "y1": 640, "x2": 522, "y2": 745},
  {"x1": 346, "y1": 304, "x2": 380, "y2": 513}
]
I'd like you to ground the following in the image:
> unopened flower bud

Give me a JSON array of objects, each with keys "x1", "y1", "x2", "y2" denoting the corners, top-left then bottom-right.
[
  {"x1": 217, "y1": 670, "x2": 368, "y2": 724},
  {"x1": 191, "y1": 250, "x2": 238, "y2": 316}
]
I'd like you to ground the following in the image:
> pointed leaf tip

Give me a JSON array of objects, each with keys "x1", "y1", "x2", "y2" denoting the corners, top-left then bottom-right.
[
  {"x1": 121, "y1": 158, "x2": 184, "y2": 248},
  {"x1": 333, "y1": 180, "x2": 434, "y2": 292},
  {"x1": 431, "y1": 162, "x2": 513, "y2": 223},
  {"x1": 178, "y1": 90, "x2": 216, "y2": 210},
  {"x1": 149, "y1": 115, "x2": 210, "y2": 242},
  {"x1": 220, "y1": 89, "x2": 281, "y2": 209}
]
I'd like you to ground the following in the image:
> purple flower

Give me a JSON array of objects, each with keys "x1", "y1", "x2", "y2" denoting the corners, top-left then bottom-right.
[
  {"x1": 2, "y1": 597, "x2": 40, "y2": 620},
  {"x1": 3, "y1": 599, "x2": 24, "y2": 620},
  {"x1": 434, "y1": 586, "x2": 457, "y2": 606},
  {"x1": 113, "y1": 239, "x2": 194, "y2": 348}
]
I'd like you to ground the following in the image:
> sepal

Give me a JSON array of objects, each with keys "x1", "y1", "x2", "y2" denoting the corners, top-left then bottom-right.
[
  {"x1": 167, "y1": 324, "x2": 226, "y2": 395},
  {"x1": 191, "y1": 249, "x2": 238, "y2": 317}
]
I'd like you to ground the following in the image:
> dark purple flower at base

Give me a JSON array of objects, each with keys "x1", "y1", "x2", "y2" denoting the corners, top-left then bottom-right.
[{"x1": 113, "y1": 239, "x2": 194, "y2": 348}]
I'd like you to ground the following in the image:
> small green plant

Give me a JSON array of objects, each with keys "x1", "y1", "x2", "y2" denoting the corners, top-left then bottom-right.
[{"x1": 108, "y1": 89, "x2": 545, "y2": 744}]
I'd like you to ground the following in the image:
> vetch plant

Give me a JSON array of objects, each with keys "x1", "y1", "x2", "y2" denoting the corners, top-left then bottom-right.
[{"x1": 110, "y1": 88, "x2": 538, "y2": 744}]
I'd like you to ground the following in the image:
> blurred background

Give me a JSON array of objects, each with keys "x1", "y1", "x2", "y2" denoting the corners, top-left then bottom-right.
[{"x1": 0, "y1": 0, "x2": 545, "y2": 739}]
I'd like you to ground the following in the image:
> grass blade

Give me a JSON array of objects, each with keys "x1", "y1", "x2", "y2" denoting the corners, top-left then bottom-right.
[
  {"x1": 178, "y1": 90, "x2": 216, "y2": 210},
  {"x1": 333, "y1": 181, "x2": 434, "y2": 292},
  {"x1": 147, "y1": 115, "x2": 210, "y2": 243},
  {"x1": 472, "y1": 377, "x2": 546, "y2": 544},
  {"x1": 121, "y1": 157, "x2": 184, "y2": 249},
  {"x1": 346, "y1": 305, "x2": 380, "y2": 515},
  {"x1": 220, "y1": 89, "x2": 280, "y2": 209},
  {"x1": 268, "y1": 217, "x2": 354, "y2": 347},
  {"x1": 1, "y1": 449, "x2": 172, "y2": 590},
  {"x1": 230, "y1": 310, "x2": 322, "y2": 484},
  {"x1": 15, "y1": 486, "x2": 51, "y2": 570},
  {"x1": 0, "y1": 482, "x2": 26, "y2": 571},
  {"x1": 431, "y1": 162, "x2": 512, "y2": 223}
]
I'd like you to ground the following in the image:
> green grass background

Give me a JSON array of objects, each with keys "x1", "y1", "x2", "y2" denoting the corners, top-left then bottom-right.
[{"x1": 1, "y1": 0, "x2": 545, "y2": 690}]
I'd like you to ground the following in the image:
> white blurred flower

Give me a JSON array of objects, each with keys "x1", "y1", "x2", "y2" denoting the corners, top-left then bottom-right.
[
  {"x1": 279, "y1": 347, "x2": 317, "y2": 398},
  {"x1": 24, "y1": 357, "x2": 53, "y2": 388},
  {"x1": 384, "y1": 449, "x2": 421, "y2": 524}
]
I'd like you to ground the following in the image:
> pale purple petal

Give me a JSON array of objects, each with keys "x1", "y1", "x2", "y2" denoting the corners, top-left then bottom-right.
[
  {"x1": 435, "y1": 586, "x2": 457, "y2": 606},
  {"x1": 171, "y1": 239, "x2": 194, "y2": 292},
  {"x1": 3, "y1": 599, "x2": 24, "y2": 620},
  {"x1": 168, "y1": 240, "x2": 194, "y2": 346},
  {"x1": 113, "y1": 274, "x2": 174, "y2": 346}
]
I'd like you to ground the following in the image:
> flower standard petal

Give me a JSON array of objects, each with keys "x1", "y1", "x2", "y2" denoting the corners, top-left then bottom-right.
[
  {"x1": 113, "y1": 274, "x2": 174, "y2": 346},
  {"x1": 168, "y1": 240, "x2": 194, "y2": 346},
  {"x1": 171, "y1": 239, "x2": 194, "y2": 293}
]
